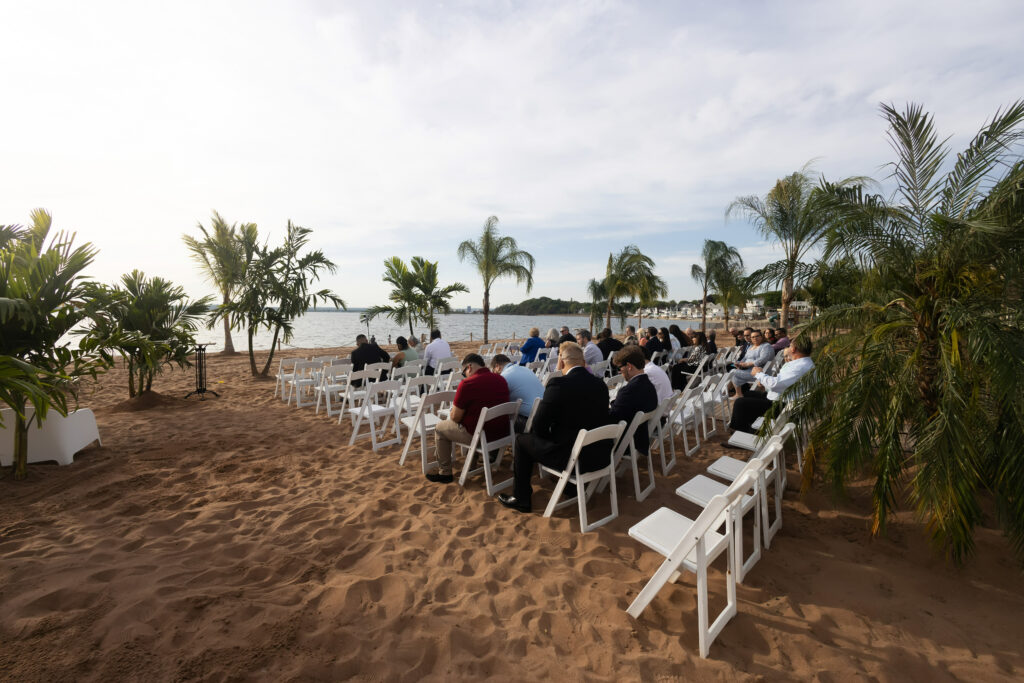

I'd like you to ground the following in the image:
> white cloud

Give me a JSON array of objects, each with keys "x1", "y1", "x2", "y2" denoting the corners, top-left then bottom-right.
[{"x1": 1, "y1": 0, "x2": 1021, "y2": 305}]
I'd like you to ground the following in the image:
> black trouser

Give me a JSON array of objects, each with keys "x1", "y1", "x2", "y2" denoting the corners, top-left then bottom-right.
[
  {"x1": 513, "y1": 434, "x2": 608, "y2": 506},
  {"x1": 670, "y1": 362, "x2": 700, "y2": 390},
  {"x1": 729, "y1": 395, "x2": 775, "y2": 433}
]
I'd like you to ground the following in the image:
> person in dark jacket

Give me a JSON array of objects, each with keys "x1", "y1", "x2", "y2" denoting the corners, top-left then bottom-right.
[
  {"x1": 350, "y1": 334, "x2": 390, "y2": 385},
  {"x1": 609, "y1": 345, "x2": 659, "y2": 455},
  {"x1": 498, "y1": 342, "x2": 610, "y2": 512},
  {"x1": 596, "y1": 327, "x2": 624, "y2": 360}
]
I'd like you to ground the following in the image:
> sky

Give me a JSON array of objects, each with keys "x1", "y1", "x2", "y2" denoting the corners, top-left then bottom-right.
[{"x1": 2, "y1": 1, "x2": 1023, "y2": 308}]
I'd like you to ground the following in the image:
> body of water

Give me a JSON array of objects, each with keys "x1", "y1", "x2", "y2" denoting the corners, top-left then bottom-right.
[{"x1": 193, "y1": 312, "x2": 709, "y2": 351}]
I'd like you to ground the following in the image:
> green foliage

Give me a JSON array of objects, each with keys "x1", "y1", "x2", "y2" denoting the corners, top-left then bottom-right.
[
  {"x1": 216, "y1": 221, "x2": 345, "y2": 376},
  {"x1": 492, "y1": 297, "x2": 580, "y2": 315},
  {"x1": 457, "y1": 216, "x2": 535, "y2": 342},
  {"x1": 366, "y1": 256, "x2": 468, "y2": 334},
  {"x1": 796, "y1": 100, "x2": 1024, "y2": 563},
  {"x1": 691, "y1": 239, "x2": 742, "y2": 332},
  {"x1": 803, "y1": 258, "x2": 864, "y2": 311},
  {"x1": 600, "y1": 245, "x2": 667, "y2": 330},
  {"x1": 0, "y1": 210, "x2": 109, "y2": 479},
  {"x1": 758, "y1": 290, "x2": 782, "y2": 308},
  {"x1": 80, "y1": 271, "x2": 212, "y2": 398}
]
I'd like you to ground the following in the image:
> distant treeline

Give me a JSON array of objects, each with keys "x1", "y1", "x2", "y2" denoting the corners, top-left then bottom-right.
[{"x1": 493, "y1": 297, "x2": 583, "y2": 315}]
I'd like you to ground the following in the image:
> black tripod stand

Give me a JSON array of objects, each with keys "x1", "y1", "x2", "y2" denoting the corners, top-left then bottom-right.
[{"x1": 185, "y1": 344, "x2": 220, "y2": 400}]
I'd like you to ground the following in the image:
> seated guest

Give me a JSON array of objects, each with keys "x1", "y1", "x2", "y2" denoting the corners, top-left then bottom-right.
[
  {"x1": 764, "y1": 328, "x2": 778, "y2": 345},
  {"x1": 772, "y1": 327, "x2": 791, "y2": 351},
  {"x1": 490, "y1": 353, "x2": 544, "y2": 432},
  {"x1": 351, "y1": 333, "x2": 390, "y2": 380},
  {"x1": 544, "y1": 328, "x2": 561, "y2": 348},
  {"x1": 643, "y1": 326, "x2": 666, "y2": 355},
  {"x1": 498, "y1": 342, "x2": 609, "y2": 512},
  {"x1": 670, "y1": 331, "x2": 714, "y2": 390},
  {"x1": 624, "y1": 325, "x2": 637, "y2": 340},
  {"x1": 729, "y1": 336, "x2": 814, "y2": 433},
  {"x1": 422, "y1": 328, "x2": 452, "y2": 375},
  {"x1": 669, "y1": 324, "x2": 688, "y2": 351},
  {"x1": 596, "y1": 327, "x2": 624, "y2": 361},
  {"x1": 732, "y1": 330, "x2": 776, "y2": 393},
  {"x1": 642, "y1": 345, "x2": 673, "y2": 402},
  {"x1": 609, "y1": 346, "x2": 659, "y2": 455},
  {"x1": 638, "y1": 327, "x2": 649, "y2": 347},
  {"x1": 576, "y1": 329, "x2": 603, "y2": 367},
  {"x1": 426, "y1": 354, "x2": 510, "y2": 484},
  {"x1": 659, "y1": 326, "x2": 679, "y2": 353},
  {"x1": 518, "y1": 327, "x2": 545, "y2": 364},
  {"x1": 557, "y1": 325, "x2": 576, "y2": 345},
  {"x1": 408, "y1": 336, "x2": 420, "y2": 354},
  {"x1": 390, "y1": 336, "x2": 417, "y2": 367}
]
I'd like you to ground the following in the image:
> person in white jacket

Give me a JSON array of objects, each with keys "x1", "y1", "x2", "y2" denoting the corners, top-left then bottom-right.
[{"x1": 728, "y1": 336, "x2": 814, "y2": 433}]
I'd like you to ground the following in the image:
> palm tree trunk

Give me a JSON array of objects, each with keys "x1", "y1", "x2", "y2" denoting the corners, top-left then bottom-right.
[
  {"x1": 248, "y1": 326, "x2": 258, "y2": 376},
  {"x1": 483, "y1": 289, "x2": 490, "y2": 343},
  {"x1": 221, "y1": 294, "x2": 235, "y2": 354},
  {"x1": 261, "y1": 326, "x2": 282, "y2": 376},
  {"x1": 12, "y1": 401, "x2": 28, "y2": 480},
  {"x1": 637, "y1": 308, "x2": 644, "y2": 331},
  {"x1": 605, "y1": 300, "x2": 613, "y2": 331},
  {"x1": 408, "y1": 318, "x2": 414, "y2": 338},
  {"x1": 781, "y1": 276, "x2": 794, "y2": 328},
  {"x1": 700, "y1": 287, "x2": 708, "y2": 334},
  {"x1": 128, "y1": 360, "x2": 137, "y2": 398}
]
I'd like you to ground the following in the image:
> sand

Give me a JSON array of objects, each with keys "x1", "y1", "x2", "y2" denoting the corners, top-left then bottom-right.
[{"x1": 2, "y1": 342, "x2": 1022, "y2": 681}]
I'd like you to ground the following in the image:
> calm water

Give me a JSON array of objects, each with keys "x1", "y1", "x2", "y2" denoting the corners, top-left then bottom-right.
[{"x1": 192, "y1": 312, "x2": 702, "y2": 351}]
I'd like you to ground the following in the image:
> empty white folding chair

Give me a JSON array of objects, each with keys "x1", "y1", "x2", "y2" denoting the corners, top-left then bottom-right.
[
  {"x1": 478, "y1": 343, "x2": 493, "y2": 355},
  {"x1": 311, "y1": 354, "x2": 336, "y2": 364},
  {"x1": 696, "y1": 373, "x2": 723, "y2": 438},
  {"x1": 525, "y1": 360, "x2": 545, "y2": 376},
  {"x1": 589, "y1": 359, "x2": 611, "y2": 378},
  {"x1": 457, "y1": 399, "x2": 522, "y2": 495},
  {"x1": 708, "y1": 425, "x2": 796, "y2": 548},
  {"x1": 364, "y1": 361, "x2": 391, "y2": 380},
  {"x1": 677, "y1": 445, "x2": 777, "y2": 582},
  {"x1": 347, "y1": 379, "x2": 402, "y2": 452},
  {"x1": 435, "y1": 357, "x2": 461, "y2": 376},
  {"x1": 395, "y1": 375, "x2": 437, "y2": 420},
  {"x1": 542, "y1": 370, "x2": 562, "y2": 387},
  {"x1": 286, "y1": 360, "x2": 321, "y2": 407},
  {"x1": 406, "y1": 359, "x2": 427, "y2": 372},
  {"x1": 540, "y1": 421, "x2": 627, "y2": 533},
  {"x1": 610, "y1": 409, "x2": 657, "y2": 501},
  {"x1": 390, "y1": 365, "x2": 421, "y2": 384},
  {"x1": 336, "y1": 368, "x2": 380, "y2": 422},
  {"x1": 703, "y1": 370, "x2": 735, "y2": 428},
  {"x1": 314, "y1": 363, "x2": 350, "y2": 417},
  {"x1": 647, "y1": 394, "x2": 677, "y2": 475},
  {"x1": 625, "y1": 468, "x2": 760, "y2": 658},
  {"x1": 399, "y1": 390, "x2": 455, "y2": 472},
  {"x1": 605, "y1": 373, "x2": 625, "y2": 401},
  {"x1": 668, "y1": 386, "x2": 703, "y2": 458},
  {"x1": 274, "y1": 357, "x2": 301, "y2": 399}
]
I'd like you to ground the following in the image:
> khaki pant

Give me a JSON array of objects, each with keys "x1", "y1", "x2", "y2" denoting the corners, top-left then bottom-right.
[{"x1": 434, "y1": 418, "x2": 473, "y2": 474}]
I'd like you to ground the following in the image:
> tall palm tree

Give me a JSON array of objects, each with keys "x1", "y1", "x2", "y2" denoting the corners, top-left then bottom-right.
[
  {"x1": 0, "y1": 210, "x2": 109, "y2": 479},
  {"x1": 712, "y1": 260, "x2": 750, "y2": 333},
  {"x1": 365, "y1": 257, "x2": 422, "y2": 337},
  {"x1": 182, "y1": 212, "x2": 257, "y2": 354},
  {"x1": 797, "y1": 100, "x2": 1024, "y2": 563},
  {"x1": 727, "y1": 164, "x2": 867, "y2": 328},
  {"x1": 410, "y1": 256, "x2": 468, "y2": 332},
  {"x1": 600, "y1": 245, "x2": 666, "y2": 331},
  {"x1": 457, "y1": 216, "x2": 535, "y2": 343},
  {"x1": 586, "y1": 278, "x2": 608, "y2": 332},
  {"x1": 690, "y1": 240, "x2": 742, "y2": 333}
]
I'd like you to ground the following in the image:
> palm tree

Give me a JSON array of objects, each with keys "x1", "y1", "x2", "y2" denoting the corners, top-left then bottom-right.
[
  {"x1": 600, "y1": 245, "x2": 666, "y2": 331},
  {"x1": 727, "y1": 164, "x2": 867, "y2": 328},
  {"x1": 182, "y1": 212, "x2": 257, "y2": 354},
  {"x1": 796, "y1": 100, "x2": 1024, "y2": 563},
  {"x1": 457, "y1": 216, "x2": 535, "y2": 343},
  {"x1": 410, "y1": 256, "x2": 468, "y2": 331},
  {"x1": 0, "y1": 210, "x2": 109, "y2": 479},
  {"x1": 365, "y1": 257, "x2": 422, "y2": 337},
  {"x1": 586, "y1": 278, "x2": 607, "y2": 331},
  {"x1": 690, "y1": 240, "x2": 742, "y2": 333},
  {"x1": 712, "y1": 260, "x2": 750, "y2": 333}
]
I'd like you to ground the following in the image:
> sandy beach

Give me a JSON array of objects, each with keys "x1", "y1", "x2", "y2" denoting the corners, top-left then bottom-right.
[{"x1": 2, "y1": 342, "x2": 1022, "y2": 682}]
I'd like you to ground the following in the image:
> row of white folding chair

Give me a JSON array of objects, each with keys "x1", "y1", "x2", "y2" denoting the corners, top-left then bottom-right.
[
  {"x1": 625, "y1": 458, "x2": 766, "y2": 658},
  {"x1": 347, "y1": 380, "x2": 404, "y2": 452},
  {"x1": 589, "y1": 359, "x2": 611, "y2": 378},
  {"x1": 285, "y1": 360, "x2": 322, "y2": 407},
  {"x1": 456, "y1": 399, "x2": 522, "y2": 495},
  {"x1": 726, "y1": 404, "x2": 791, "y2": 451},
  {"x1": 677, "y1": 438, "x2": 786, "y2": 583},
  {"x1": 274, "y1": 357, "x2": 301, "y2": 399}
]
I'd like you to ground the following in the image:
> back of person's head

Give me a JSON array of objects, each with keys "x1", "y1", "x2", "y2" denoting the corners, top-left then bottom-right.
[
  {"x1": 558, "y1": 341, "x2": 585, "y2": 368},
  {"x1": 490, "y1": 353, "x2": 511, "y2": 370},
  {"x1": 625, "y1": 325, "x2": 636, "y2": 335},
  {"x1": 695, "y1": 331, "x2": 708, "y2": 346},
  {"x1": 409, "y1": 336, "x2": 419, "y2": 346},
  {"x1": 641, "y1": 343, "x2": 654, "y2": 361},
  {"x1": 743, "y1": 327, "x2": 754, "y2": 334},
  {"x1": 707, "y1": 330, "x2": 716, "y2": 341},
  {"x1": 613, "y1": 345, "x2": 645, "y2": 371},
  {"x1": 462, "y1": 353, "x2": 485, "y2": 370},
  {"x1": 791, "y1": 336, "x2": 812, "y2": 356},
  {"x1": 647, "y1": 326, "x2": 658, "y2": 338},
  {"x1": 576, "y1": 329, "x2": 592, "y2": 342},
  {"x1": 396, "y1": 336, "x2": 408, "y2": 350},
  {"x1": 776, "y1": 327, "x2": 787, "y2": 337},
  {"x1": 546, "y1": 328, "x2": 559, "y2": 342},
  {"x1": 356, "y1": 334, "x2": 368, "y2": 344},
  {"x1": 430, "y1": 329, "x2": 442, "y2": 340},
  {"x1": 601, "y1": 327, "x2": 613, "y2": 340},
  {"x1": 529, "y1": 327, "x2": 540, "y2": 337},
  {"x1": 659, "y1": 327, "x2": 670, "y2": 339}
]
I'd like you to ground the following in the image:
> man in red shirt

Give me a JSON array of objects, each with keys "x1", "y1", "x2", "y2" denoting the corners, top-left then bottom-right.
[{"x1": 426, "y1": 353, "x2": 510, "y2": 484}]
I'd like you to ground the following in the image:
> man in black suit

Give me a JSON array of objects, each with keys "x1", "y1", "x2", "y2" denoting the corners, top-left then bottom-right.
[
  {"x1": 350, "y1": 334, "x2": 390, "y2": 386},
  {"x1": 608, "y1": 345, "x2": 659, "y2": 455},
  {"x1": 596, "y1": 327, "x2": 624, "y2": 360},
  {"x1": 557, "y1": 325, "x2": 576, "y2": 345},
  {"x1": 498, "y1": 342, "x2": 610, "y2": 512}
]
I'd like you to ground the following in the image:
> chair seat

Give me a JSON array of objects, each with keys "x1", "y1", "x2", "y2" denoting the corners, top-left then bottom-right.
[
  {"x1": 707, "y1": 455, "x2": 746, "y2": 481},
  {"x1": 628, "y1": 507, "x2": 729, "y2": 571},
  {"x1": 726, "y1": 431, "x2": 757, "y2": 450},
  {"x1": 400, "y1": 413, "x2": 441, "y2": 430},
  {"x1": 677, "y1": 475, "x2": 755, "y2": 512},
  {"x1": 751, "y1": 416, "x2": 765, "y2": 430},
  {"x1": 349, "y1": 405, "x2": 394, "y2": 419}
]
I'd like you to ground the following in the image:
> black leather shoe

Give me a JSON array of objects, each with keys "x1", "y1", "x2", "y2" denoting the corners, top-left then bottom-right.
[
  {"x1": 426, "y1": 472, "x2": 454, "y2": 484},
  {"x1": 497, "y1": 494, "x2": 531, "y2": 513}
]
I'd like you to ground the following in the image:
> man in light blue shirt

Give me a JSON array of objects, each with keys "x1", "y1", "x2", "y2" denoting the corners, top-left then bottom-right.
[{"x1": 490, "y1": 353, "x2": 544, "y2": 432}]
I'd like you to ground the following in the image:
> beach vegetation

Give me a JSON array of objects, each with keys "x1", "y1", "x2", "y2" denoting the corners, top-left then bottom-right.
[
  {"x1": 365, "y1": 256, "x2": 421, "y2": 337},
  {"x1": 598, "y1": 245, "x2": 667, "y2": 331},
  {"x1": 491, "y1": 297, "x2": 579, "y2": 316},
  {"x1": 690, "y1": 239, "x2": 742, "y2": 333},
  {"x1": 411, "y1": 256, "x2": 468, "y2": 331},
  {"x1": 79, "y1": 270, "x2": 212, "y2": 398},
  {"x1": 182, "y1": 211, "x2": 258, "y2": 355},
  {"x1": 215, "y1": 221, "x2": 345, "y2": 376},
  {"x1": 457, "y1": 216, "x2": 535, "y2": 343},
  {"x1": 0, "y1": 210, "x2": 109, "y2": 480},
  {"x1": 711, "y1": 258, "x2": 750, "y2": 333},
  {"x1": 796, "y1": 101, "x2": 1024, "y2": 562}
]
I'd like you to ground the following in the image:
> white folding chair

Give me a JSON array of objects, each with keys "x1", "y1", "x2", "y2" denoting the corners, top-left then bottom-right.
[
  {"x1": 435, "y1": 357, "x2": 461, "y2": 376},
  {"x1": 610, "y1": 409, "x2": 656, "y2": 501},
  {"x1": 457, "y1": 399, "x2": 522, "y2": 495},
  {"x1": 677, "y1": 446, "x2": 777, "y2": 582},
  {"x1": 347, "y1": 379, "x2": 402, "y2": 452},
  {"x1": 589, "y1": 359, "x2": 611, "y2": 378},
  {"x1": 725, "y1": 405, "x2": 791, "y2": 451},
  {"x1": 364, "y1": 361, "x2": 391, "y2": 379},
  {"x1": 274, "y1": 357, "x2": 300, "y2": 399},
  {"x1": 395, "y1": 375, "x2": 437, "y2": 419},
  {"x1": 286, "y1": 360, "x2": 321, "y2": 407},
  {"x1": 625, "y1": 468, "x2": 760, "y2": 658},
  {"x1": 647, "y1": 394, "x2": 677, "y2": 475},
  {"x1": 668, "y1": 386, "x2": 703, "y2": 458},
  {"x1": 523, "y1": 396, "x2": 542, "y2": 433},
  {"x1": 399, "y1": 390, "x2": 455, "y2": 472},
  {"x1": 314, "y1": 363, "x2": 350, "y2": 416},
  {"x1": 540, "y1": 421, "x2": 627, "y2": 533},
  {"x1": 336, "y1": 368, "x2": 380, "y2": 422},
  {"x1": 390, "y1": 365, "x2": 420, "y2": 384}
]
